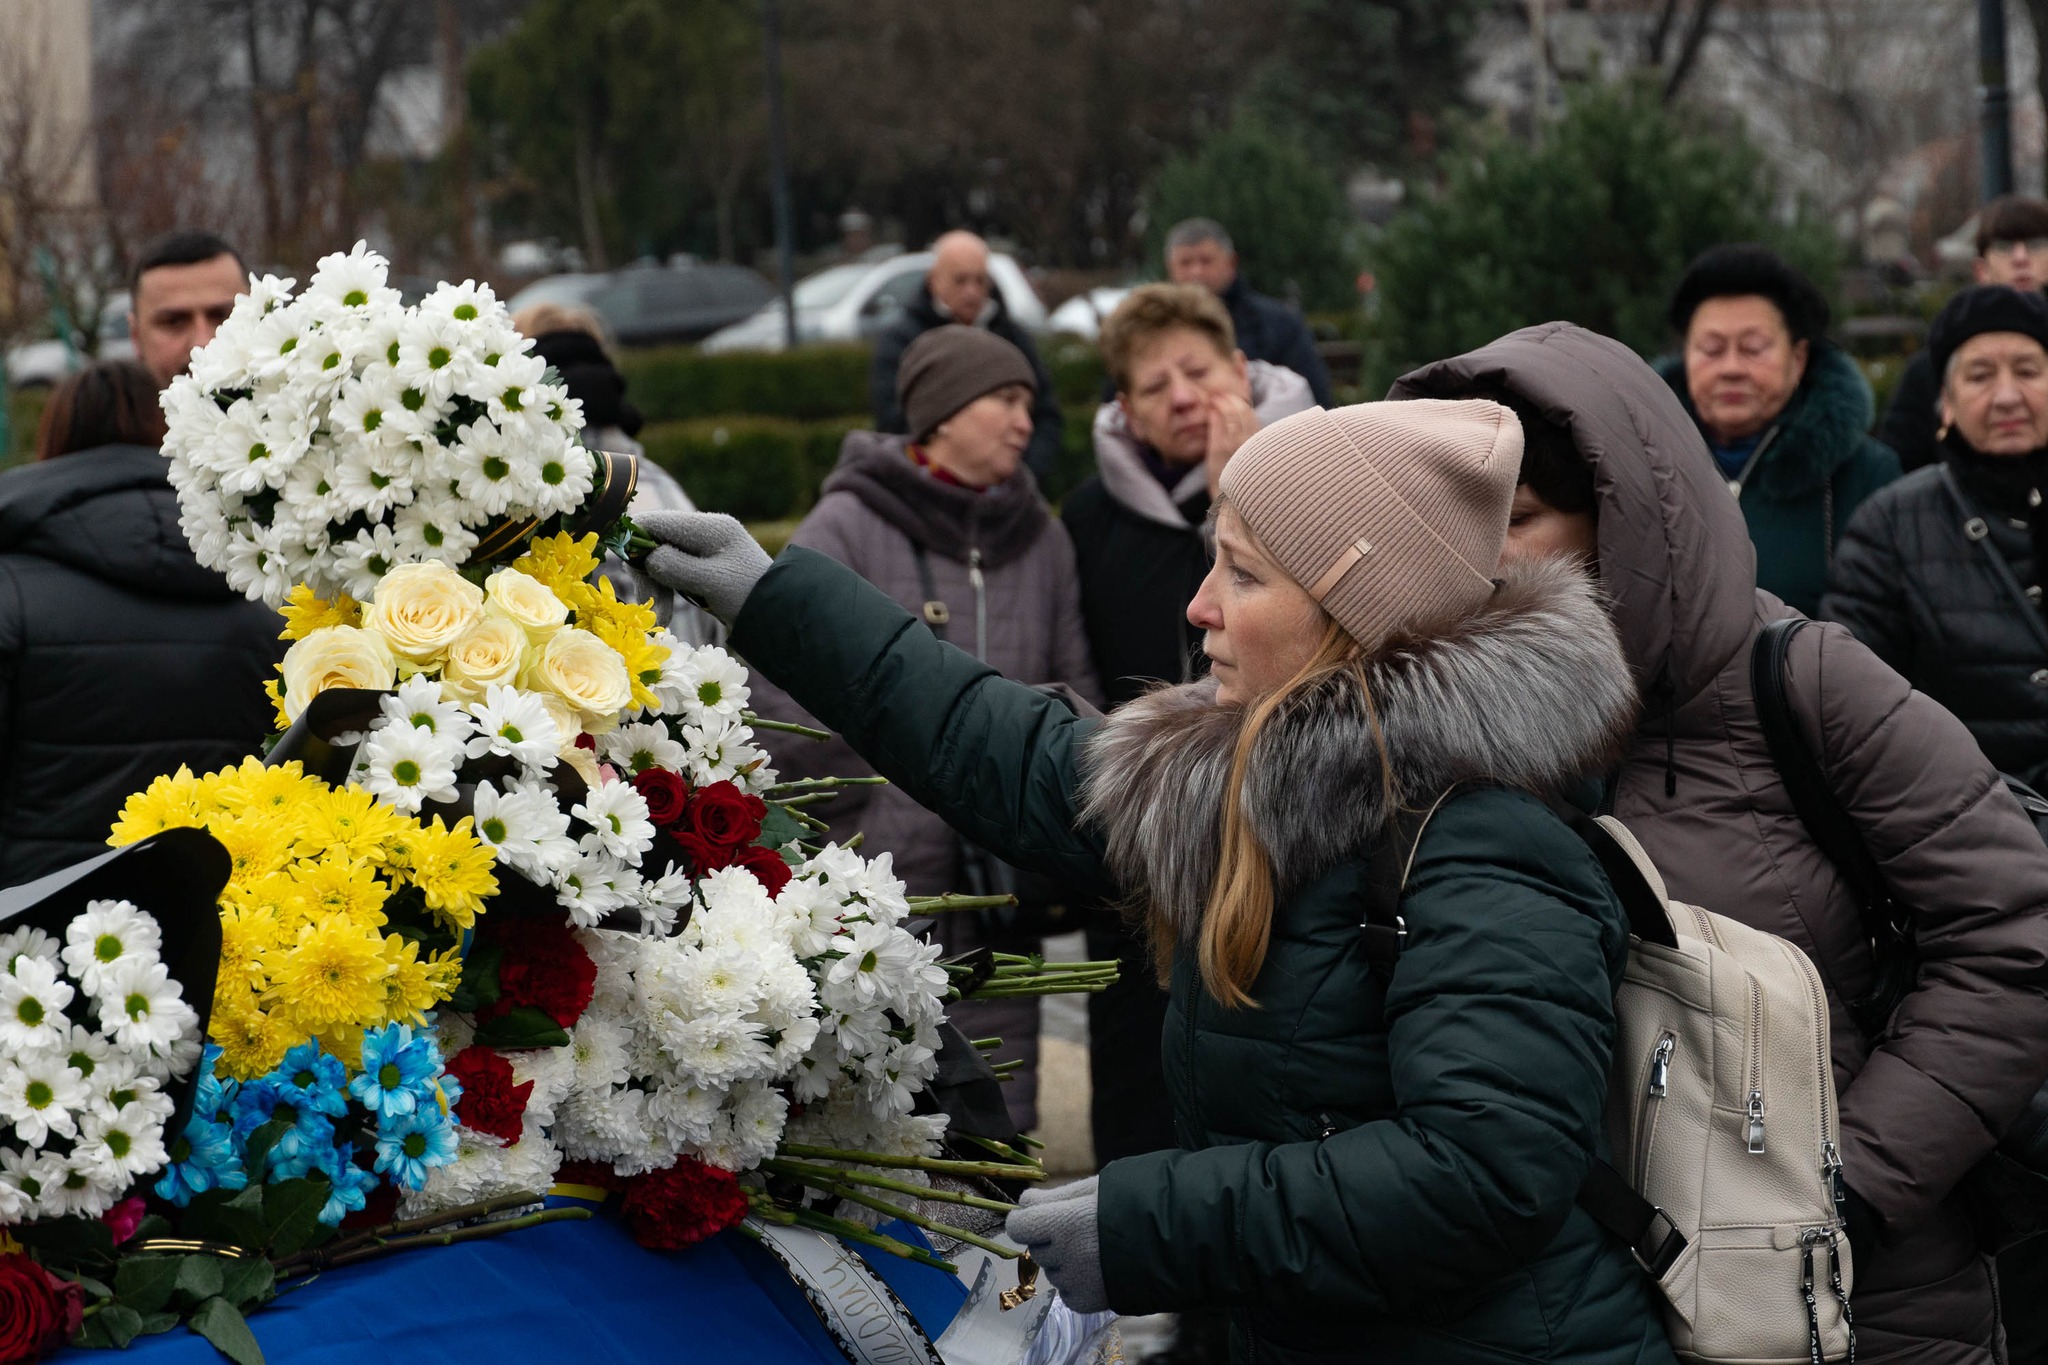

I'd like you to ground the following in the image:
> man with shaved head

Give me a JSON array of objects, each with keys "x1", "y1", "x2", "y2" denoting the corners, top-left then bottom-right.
[{"x1": 869, "y1": 230, "x2": 1062, "y2": 485}]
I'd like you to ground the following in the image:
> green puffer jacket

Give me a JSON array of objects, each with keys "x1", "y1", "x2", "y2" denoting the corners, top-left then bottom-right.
[
  {"x1": 1654, "y1": 345, "x2": 1899, "y2": 616},
  {"x1": 731, "y1": 545, "x2": 1676, "y2": 1365}
]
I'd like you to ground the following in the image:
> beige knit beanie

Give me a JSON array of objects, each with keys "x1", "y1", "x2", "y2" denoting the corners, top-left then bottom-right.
[{"x1": 1218, "y1": 399, "x2": 1521, "y2": 649}]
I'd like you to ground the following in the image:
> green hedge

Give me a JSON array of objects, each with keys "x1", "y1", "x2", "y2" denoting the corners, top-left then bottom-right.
[
  {"x1": 619, "y1": 346, "x2": 874, "y2": 424},
  {"x1": 5, "y1": 387, "x2": 47, "y2": 466},
  {"x1": 620, "y1": 339, "x2": 1109, "y2": 429}
]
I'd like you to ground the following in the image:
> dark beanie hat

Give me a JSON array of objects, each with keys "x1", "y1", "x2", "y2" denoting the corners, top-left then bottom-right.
[
  {"x1": 531, "y1": 330, "x2": 644, "y2": 437},
  {"x1": 1925, "y1": 285, "x2": 2048, "y2": 383},
  {"x1": 898, "y1": 325, "x2": 1036, "y2": 442},
  {"x1": 1668, "y1": 243, "x2": 1831, "y2": 346}
]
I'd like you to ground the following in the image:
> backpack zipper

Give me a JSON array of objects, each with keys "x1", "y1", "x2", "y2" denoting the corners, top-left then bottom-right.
[
  {"x1": 1636, "y1": 1032, "x2": 1675, "y2": 1186},
  {"x1": 1794, "y1": 945, "x2": 1845, "y2": 1221},
  {"x1": 1746, "y1": 975, "x2": 1767, "y2": 1155}
]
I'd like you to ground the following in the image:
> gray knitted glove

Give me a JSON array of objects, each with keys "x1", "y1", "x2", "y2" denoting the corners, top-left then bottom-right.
[
  {"x1": 637, "y1": 512, "x2": 773, "y2": 625},
  {"x1": 1005, "y1": 1175, "x2": 1106, "y2": 1314}
]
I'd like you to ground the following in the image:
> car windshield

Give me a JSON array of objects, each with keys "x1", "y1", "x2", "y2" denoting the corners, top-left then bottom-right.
[
  {"x1": 505, "y1": 275, "x2": 603, "y2": 312},
  {"x1": 792, "y1": 265, "x2": 868, "y2": 310}
]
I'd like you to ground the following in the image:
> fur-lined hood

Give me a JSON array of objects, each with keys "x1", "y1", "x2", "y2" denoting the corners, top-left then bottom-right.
[
  {"x1": 1652, "y1": 343, "x2": 1876, "y2": 500},
  {"x1": 1077, "y1": 556, "x2": 1638, "y2": 931}
]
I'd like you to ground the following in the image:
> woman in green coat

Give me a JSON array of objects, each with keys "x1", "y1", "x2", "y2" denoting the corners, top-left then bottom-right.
[{"x1": 641, "y1": 400, "x2": 1676, "y2": 1365}]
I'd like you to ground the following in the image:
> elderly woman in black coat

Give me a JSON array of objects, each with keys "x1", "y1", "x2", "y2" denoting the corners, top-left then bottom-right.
[{"x1": 1824, "y1": 286, "x2": 2048, "y2": 792}]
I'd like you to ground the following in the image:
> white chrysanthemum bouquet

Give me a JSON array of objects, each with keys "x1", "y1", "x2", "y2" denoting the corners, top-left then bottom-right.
[
  {"x1": 0, "y1": 904, "x2": 201, "y2": 1224},
  {"x1": 161, "y1": 243, "x2": 596, "y2": 605}
]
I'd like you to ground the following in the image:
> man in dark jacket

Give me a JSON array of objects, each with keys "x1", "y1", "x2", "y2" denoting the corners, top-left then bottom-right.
[
  {"x1": 867, "y1": 231, "x2": 1062, "y2": 486},
  {"x1": 1060, "y1": 283, "x2": 1314, "y2": 1169},
  {"x1": 1826, "y1": 286, "x2": 2048, "y2": 791},
  {"x1": 0, "y1": 442, "x2": 283, "y2": 884},
  {"x1": 1879, "y1": 195, "x2": 2048, "y2": 472},
  {"x1": 1164, "y1": 218, "x2": 1335, "y2": 407}
]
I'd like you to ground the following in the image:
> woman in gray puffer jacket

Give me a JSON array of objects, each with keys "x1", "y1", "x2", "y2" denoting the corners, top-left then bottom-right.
[{"x1": 747, "y1": 324, "x2": 1100, "y2": 1131}]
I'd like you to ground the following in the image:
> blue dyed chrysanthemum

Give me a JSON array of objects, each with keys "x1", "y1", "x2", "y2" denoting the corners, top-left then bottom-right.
[
  {"x1": 349, "y1": 1023, "x2": 441, "y2": 1121},
  {"x1": 373, "y1": 1107, "x2": 458, "y2": 1190}
]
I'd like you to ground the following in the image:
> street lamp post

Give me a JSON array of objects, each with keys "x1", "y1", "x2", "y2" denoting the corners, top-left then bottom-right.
[
  {"x1": 1981, "y1": 0, "x2": 2015, "y2": 201},
  {"x1": 762, "y1": 0, "x2": 798, "y2": 350}
]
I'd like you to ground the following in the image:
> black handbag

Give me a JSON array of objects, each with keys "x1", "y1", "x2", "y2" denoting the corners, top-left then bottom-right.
[{"x1": 1752, "y1": 616, "x2": 2048, "y2": 1249}]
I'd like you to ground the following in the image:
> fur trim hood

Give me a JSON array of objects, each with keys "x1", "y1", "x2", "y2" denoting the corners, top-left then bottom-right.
[
  {"x1": 1077, "y1": 556, "x2": 1638, "y2": 931},
  {"x1": 1653, "y1": 343, "x2": 1876, "y2": 500}
]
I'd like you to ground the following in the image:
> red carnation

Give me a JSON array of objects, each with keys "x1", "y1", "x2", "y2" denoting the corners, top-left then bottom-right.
[
  {"x1": 621, "y1": 1158, "x2": 751, "y2": 1251},
  {"x1": 733, "y1": 843, "x2": 794, "y2": 896},
  {"x1": 0, "y1": 1254, "x2": 83, "y2": 1363},
  {"x1": 446, "y1": 1045, "x2": 535, "y2": 1143},
  {"x1": 632, "y1": 768, "x2": 689, "y2": 828},
  {"x1": 478, "y1": 917, "x2": 597, "y2": 1029},
  {"x1": 680, "y1": 781, "x2": 767, "y2": 852},
  {"x1": 339, "y1": 1182, "x2": 400, "y2": 1234}
]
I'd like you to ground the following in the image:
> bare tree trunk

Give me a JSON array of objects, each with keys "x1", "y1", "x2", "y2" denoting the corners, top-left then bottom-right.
[
  {"x1": 2026, "y1": 0, "x2": 2048, "y2": 190},
  {"x1": 242, "y1": 0, "x2": 282, "y2": 262},
  {"x1": 438, "y1": 0, "x2": 473, "y2": 273},
  {"x1": 1663, "y1": 0, "x2": 1721, "y2": 101},
  {"x1": 1645, "y1": 0, "x2": 1682, "y2": 66}
]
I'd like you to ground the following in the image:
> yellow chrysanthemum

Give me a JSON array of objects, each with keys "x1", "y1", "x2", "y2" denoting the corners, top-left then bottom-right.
[
  {"x1": 279, "y1": 584, "x2": 363, "y2": 641},
  {"x1": 264, "y1": 917, "x2": 392, "y2": 1032},
  {"x1": 316, "y1": 1023, "x2": 366, "y2": 1072},
  {"x1": 263, "y1": 678, "x2": 291, "y2": 731},
  {"x1": 425, "y1": 946, "x2": 465, "y2": 999},
  {"x1": 205, "y1": 810, "x2": 295, "y2": 885},
  {"x1": 595, "y1": 619, "x2": 671, "y2": 713},
  {"x1": 377, "y1": 935, "x2": 444, "y2": 1027},
  {"x1": 578, "y1": 573, "x2": 659, "y2": 637},
  {"x1": 210, "y1": 988, "x2": 296, "y2": 1080},
  {"x1": 290, "y1": 856, "x2": 391, "y2": 929},
  {"x1": 217, "y1": 902, "x2": 281, "y2": 995},
  {"x1": 107, "y1": 766, "x2": 207, "y2": 846},
  {"x1": 210, "y1": 757, "x2": 320, "y2": 818},
  {"x1": 514, "y1": 531, "x2": 602, "y2": 597},
  {"x1": 295, "y1": 786, "x2": 412, "y2": 865},
  {"x1": 405, "y1": 816, "x2": 498, "y2": 930}
]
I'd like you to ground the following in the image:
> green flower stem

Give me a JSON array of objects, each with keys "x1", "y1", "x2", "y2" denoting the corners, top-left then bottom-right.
[
  {"x1": 750, "y1": 1198, "x2": 958, "y2": 1272},
  {"x1": 969, "y1": 1037, "x2": 1002, "y2": 1051},
  {"x1": 278, "y1": 1208, "x2": 591, "y2": 1277},
  {"x1": 989, "y1": 960, "x2": 1119, "y2": 975},
  {"x1": 962, "y1": 982, "x2": 1113, "y2": 999},
  {"x1": 777, "y1": 1143, "x2": 1046, "y2": 1182},
  {"x1": 956, "y1": 1134, "x2": 1044, "y2": 1165},
  {"x1": 743, "y1": 713, "x2": 832, "y2": 741},
  {"x1": 774, "y1": 792, "x2": 840, "y2": 810},
  {"x1": 774, "y1": 803, "x2": 832, "y2": 834},
  {"x1": 764, "y1": 776, "x2": 889, "y2": 795},
  {"x1": 270, "y1": 1193, "x2": 544, "y2": 1275},
  {"x1": 793, "y1": 1174, "x2": 1021, "y2": 1260},
  {"x1": 762, "y1": 1159, "x2": 1017, "y2": 1213},
  {"x1": 906, "y1": 894, "x2": 1018, "y2": 913}
]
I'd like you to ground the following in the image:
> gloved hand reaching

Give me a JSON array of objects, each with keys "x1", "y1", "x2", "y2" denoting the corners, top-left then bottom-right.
[
  {"x1": 636, "y1": 511, "x2": 773, "y2": 625},
  {"x1": 1005, "y1": 1175, "x2": 1106, "y2": 1314}
]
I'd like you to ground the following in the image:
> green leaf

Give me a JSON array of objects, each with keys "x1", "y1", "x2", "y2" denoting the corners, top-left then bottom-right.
[
  {"x1": 756, "y1": 805, "x2": 804, "y2": 852},
  {"x1": 91, "y1": 1303, "x2": 145, "y2": 1349},
  {"x1": 260, "y1": 1177, "x2": 331, "y2": 1258},
  {"x1": 189, "y1": 1296, "x2": 266, "y2": 1365},
  {"x1": 471, "y1": 1003, "x2": 571, "y2": 1049},
  {"x1": 54, "y1": 1268, "x2": 113, "y2": 1300},
  {"x1": 174, "y1": 1254, "x2": 225, "y2": 1305},
  {"x1": 241, "y1": 1118, "x2": 292, "y2": 1182},
  {"x1": 136, "y1": 1311, "x2": 180, "y2": 1336},
  {"x1": 182, "y1": 1186, "x2": 268, "y2": 1252},
  {"x1": 448, "y1": 939, "x2": 505, "y2": 1012},
  {"x1": 219, "y1": 1255, "x2": 276, "y2": 1309},
  {"x1": 133, "y1": 1213, "x2": 174, "y2": 1242},
  {"x1": 113, "y1": 1254, "x2": 181, "y2": 1313}
]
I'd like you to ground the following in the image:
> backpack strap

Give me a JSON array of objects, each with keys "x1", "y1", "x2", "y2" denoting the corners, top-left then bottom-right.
[
  {"x1": 1358, "y1": 790, "x2": 1461, "y2": 966},
  {"x1": 1579, "y1": 1158, "x2": 1688, "y2": 1278},
  {"x1": 1750, "y1": 617, "x2": 1915, "y2": 1037},
  {"x1": 911, "y1": 544, "x2": 951, "y2": 639}
]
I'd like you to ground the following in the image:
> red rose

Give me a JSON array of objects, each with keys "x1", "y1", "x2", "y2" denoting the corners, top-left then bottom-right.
[
  {"x1": 0, "y1": 1253, "x2": 83, "y2": 1363},
  {"x1": 446, "y1": 1045, "x2": 535, "y2": 1143},
  {"x1": 732, "y1": 843, "x2": 793, "y2": 896},
  {"x1": 681, "y1": 782, "x2": 766, "y2": 851},
  {"x1": 673, "y1": 829, "x2": 737, "y2": 877},
  {"x1": 632, "y1": 768, "x2": 689, "y2": 828},
  {"x1": 478, "y1": 918, "x2": 597, "y2": 1029},
  {"x1": 621, "y1": 1158, "x2": 750, "y2": 1251}
]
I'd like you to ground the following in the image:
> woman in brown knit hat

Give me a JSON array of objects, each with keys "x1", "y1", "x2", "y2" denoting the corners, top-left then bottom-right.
[{"x1": 639, "y1": 399, "x2": 1674, "y2": 1363}]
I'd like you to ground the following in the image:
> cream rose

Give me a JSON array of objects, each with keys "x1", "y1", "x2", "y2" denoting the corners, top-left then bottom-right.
[
  {"x1": 524, "y1": 627, "x2": 634, "y2": 731},
  {"x1": 485, "y1": 568, "x2": 570, "y2": 640},
  {"x1": 280, "y1": 626, "x2": 398, "y2": 720},
  {"x1": 364, "y1": 561, "x2": 485, "y2": 663},
  {"x1": 440, "y1": 614, "x2": 530, "y2": 701}
]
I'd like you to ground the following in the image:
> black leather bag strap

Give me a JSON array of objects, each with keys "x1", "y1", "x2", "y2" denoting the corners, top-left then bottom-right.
[
  {"x1": 1579, "y1": 1157, "x2": 1688, "y2": 1279},
  {"x1": 1750, "y1": 617, "x2": 1915, "y2": 1036}
]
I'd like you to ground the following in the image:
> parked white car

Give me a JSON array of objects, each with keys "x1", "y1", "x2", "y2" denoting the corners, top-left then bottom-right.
[
  {"x1": 1046, "y1": 286, "x2": 1136, "y2": 341},
  {"x1": 700, "y1": 250, "x2": 1047, "y2": 354},
  {"x1": 4, "y1": 296, "x2": 136, "y2": 387}
]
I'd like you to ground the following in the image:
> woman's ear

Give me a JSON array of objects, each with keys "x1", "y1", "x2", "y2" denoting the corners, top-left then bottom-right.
[
  {"x1": 1788, "y1": 338, "x2": 1811, "y2": 387},
  {"x1": 1938, "y1": 395, "x2": 1954, "y2": 444}
]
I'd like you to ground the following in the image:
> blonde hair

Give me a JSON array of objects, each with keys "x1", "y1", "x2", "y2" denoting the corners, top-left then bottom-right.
[
  {"x1": 1157, "y1": 504, "x2": 1393, "y2": 1008},
  {"x1": 510, "y1": 302, "x2": 615, "y2": 350},
  {"x1": 1100, "y1": 283, "x2": 1236, "y2": 393}
]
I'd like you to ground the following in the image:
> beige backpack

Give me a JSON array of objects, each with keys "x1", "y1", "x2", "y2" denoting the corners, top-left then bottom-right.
[{"x1": 1366, "y1": 798, "x2": 1854, "y2": 1363}]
